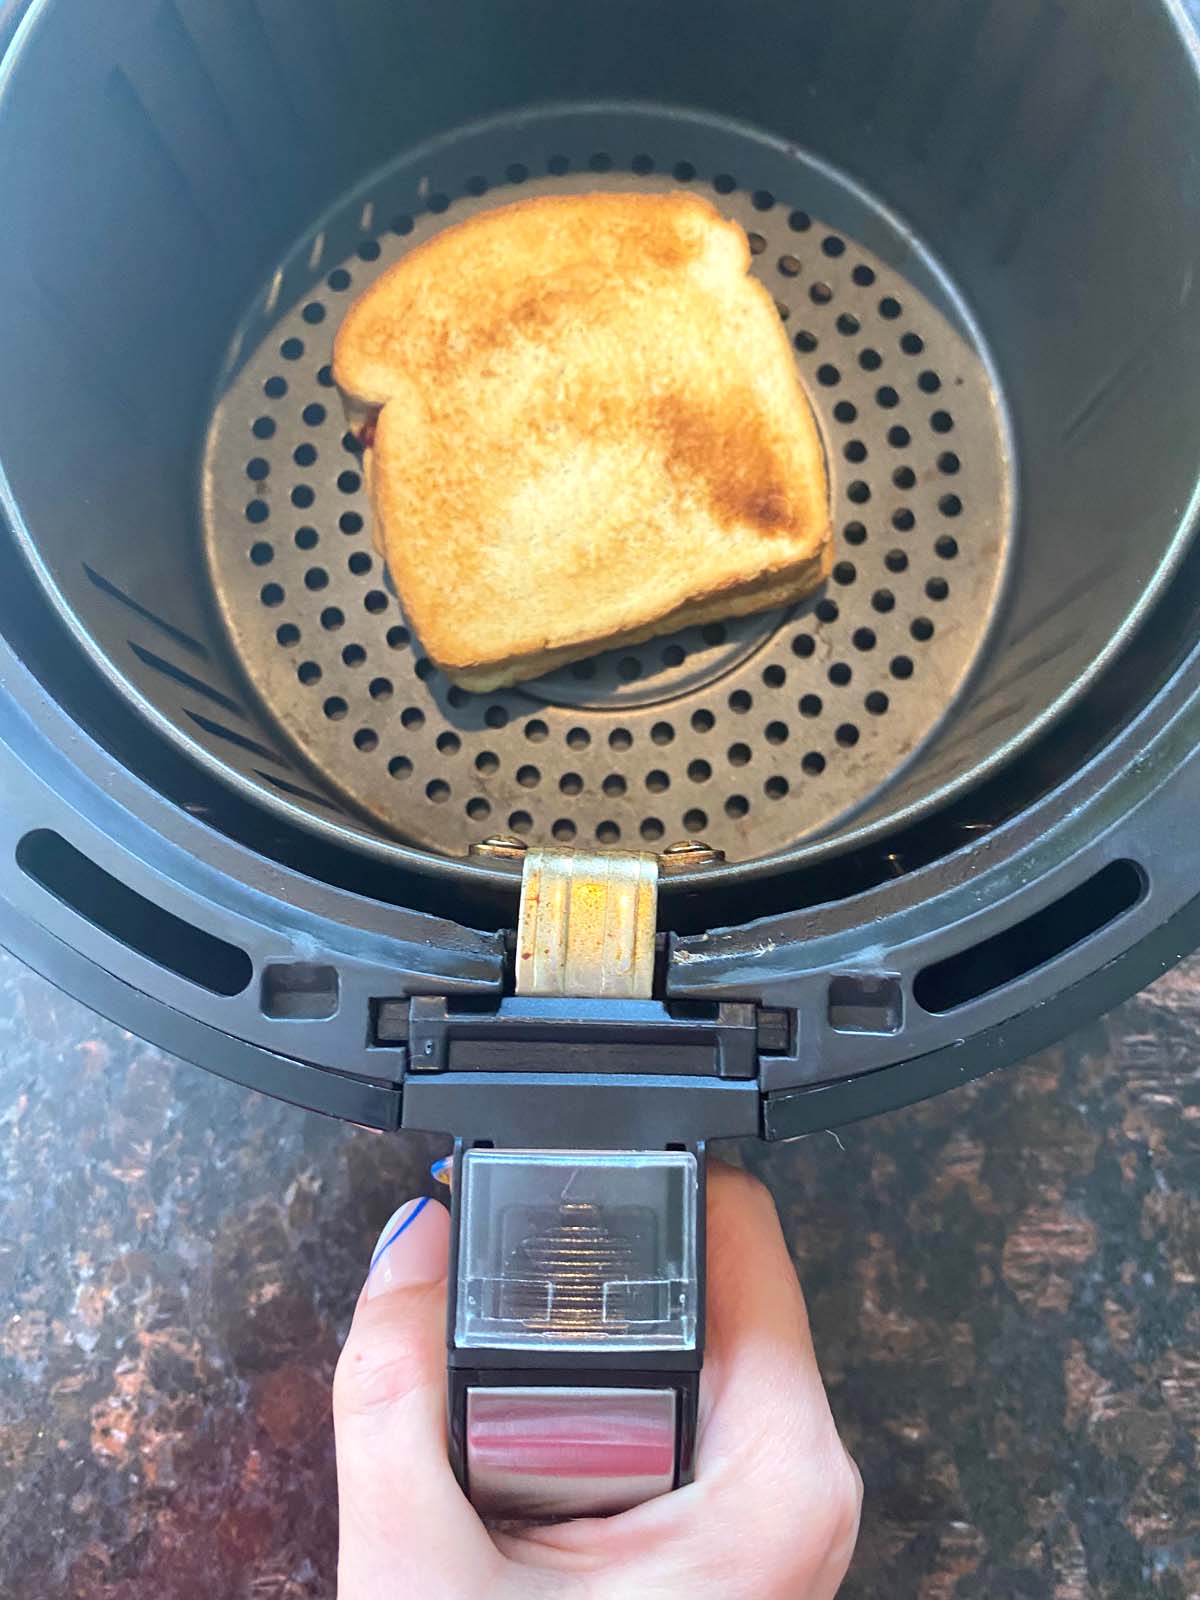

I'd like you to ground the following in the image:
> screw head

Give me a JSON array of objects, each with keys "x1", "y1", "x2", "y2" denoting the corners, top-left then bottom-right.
[
  {"x1": 469, "y1": 834, "x2": 529, "y2": 862},
  {"x1": 659, "y1": 839, "x2": 726, "y2": 871}
]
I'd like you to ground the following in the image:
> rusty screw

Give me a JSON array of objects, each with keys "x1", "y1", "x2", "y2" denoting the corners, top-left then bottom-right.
[
  {"x1": 469, "y1": 834, "x2": 529, "y2": 862},
  {"x1": 659, "y1": 839, "x2": 726, "y2": 872}
]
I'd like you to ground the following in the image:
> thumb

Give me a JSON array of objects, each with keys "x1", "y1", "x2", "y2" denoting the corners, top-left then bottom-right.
[{"x1": 333, "y1": 1196, "x2": 498, "y2": 1597}]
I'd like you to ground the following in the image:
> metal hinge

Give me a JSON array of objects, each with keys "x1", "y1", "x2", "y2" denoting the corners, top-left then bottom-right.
[
  {"x1": 468, "y1": 837, "x2": 729, "y2": 1000},
  {"x1": 514, "y1": 846, "x2": 661, "y2": 999}
]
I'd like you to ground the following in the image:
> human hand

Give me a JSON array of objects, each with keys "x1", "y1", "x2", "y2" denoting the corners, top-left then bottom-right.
[{"x1": 334, "y1": 1162, "x2": 861, "y2": 1598}]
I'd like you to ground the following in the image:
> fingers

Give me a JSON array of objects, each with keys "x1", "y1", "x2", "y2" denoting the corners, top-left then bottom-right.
[
  {"x1": 333, "y1": 1196, "x2": 500, "y2": 1598},
  {"x1": 701, "y1": 1161, "x2": 837, "y2": 1455}
]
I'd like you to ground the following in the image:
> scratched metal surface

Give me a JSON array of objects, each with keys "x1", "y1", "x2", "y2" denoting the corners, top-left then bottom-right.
[{"x1": 0, "y1": 942, "x2": 1197, "y2": 1598}]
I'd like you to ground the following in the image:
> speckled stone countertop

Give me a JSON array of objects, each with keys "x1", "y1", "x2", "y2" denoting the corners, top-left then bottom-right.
[{"x1": 0, "y1": 941, "x2": 1197, "y2": 1598}]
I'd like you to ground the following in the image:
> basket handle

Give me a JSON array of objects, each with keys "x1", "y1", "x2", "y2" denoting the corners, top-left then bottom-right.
[{"x1": 445, "y1": 1144, "x2": 704, "y2": 1520}]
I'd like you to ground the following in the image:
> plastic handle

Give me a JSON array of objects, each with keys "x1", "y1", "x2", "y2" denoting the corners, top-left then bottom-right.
[{"x1": 446, "y1": 1145, "x2": 705, "y2": 1520}]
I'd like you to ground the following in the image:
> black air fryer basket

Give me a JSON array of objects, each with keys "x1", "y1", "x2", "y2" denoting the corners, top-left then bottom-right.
[{"x1": 2, "y1": 0, "x2": 1200, "y2": 1518}]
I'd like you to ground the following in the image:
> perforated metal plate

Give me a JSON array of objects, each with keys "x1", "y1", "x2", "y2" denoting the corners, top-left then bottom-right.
[{"x1": 204, "y1": 108, "x2": 1013, "y2": 864}]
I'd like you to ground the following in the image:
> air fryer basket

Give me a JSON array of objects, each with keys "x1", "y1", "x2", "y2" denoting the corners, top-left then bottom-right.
[{"x1": 2, "y1": 0, "x2": 1199, "y2": 902}]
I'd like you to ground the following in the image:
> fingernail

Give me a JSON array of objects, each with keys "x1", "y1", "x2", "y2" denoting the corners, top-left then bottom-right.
[
  {"x1": 430, "y1": 1155, "x2": 453, "y2": 1188},
  {"x1": 366, "y1": 1197, "x2": 446, "y2": 1298}
]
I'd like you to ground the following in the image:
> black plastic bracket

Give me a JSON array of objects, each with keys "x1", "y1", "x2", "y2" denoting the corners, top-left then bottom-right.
[
  {"x1": 390, "y1": 994, "x2": 776, "y2": 1144},
  {"x1": 401, "y1": 994, "x2": 768, "y2": 1078}
]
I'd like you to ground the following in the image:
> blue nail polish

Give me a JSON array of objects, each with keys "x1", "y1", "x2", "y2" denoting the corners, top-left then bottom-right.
[{"x1": 368, "y1": 1195, "x2": 430, "y2": 1275}]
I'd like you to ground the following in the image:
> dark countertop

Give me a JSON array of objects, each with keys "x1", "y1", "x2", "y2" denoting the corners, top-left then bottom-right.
[{"x1": 0, "y1": 942, "x2": 1197, "y2": 1599}]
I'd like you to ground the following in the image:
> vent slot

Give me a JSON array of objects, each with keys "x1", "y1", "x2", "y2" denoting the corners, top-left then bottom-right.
[
  {"x1": 128, "y1": 640, "x2": 246, "y2": 718},
  {"x1": 82, "y1": 564, "x2": 210, "y2": 659},
  {"x1": 254, "y1": 769, "x2": 342, "y2": 810},
  {"x1": 261, "y1": 962, "x2": 339, "y2": 1019},
  {"x1": 17, "y1": 830, "x2": 252, "y2": 997},
  {"x1": 828, "y1": 974, "x2": 902, "y2": 1033},
  {"x1": 185, "y1": 709, "x2": 287, "y2": 765},
  {"x1": 913, "y1": 860, "x2": 1144, "y2": 1014}
]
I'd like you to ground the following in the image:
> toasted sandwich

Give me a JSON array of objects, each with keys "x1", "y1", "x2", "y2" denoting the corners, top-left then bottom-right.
[{"x1": 333, "y1": 191, "x2": 832, "y2": 691}]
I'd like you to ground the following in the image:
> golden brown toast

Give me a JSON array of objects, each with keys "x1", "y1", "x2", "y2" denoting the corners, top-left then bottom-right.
[{"x1": 333, "y1": 192, "x2": 832, "y2": 691}]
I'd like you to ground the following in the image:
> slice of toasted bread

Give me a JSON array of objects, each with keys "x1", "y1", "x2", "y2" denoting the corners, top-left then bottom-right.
[{"x1": 333, "y1": 191, "x2": 831, "y2": 691}]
